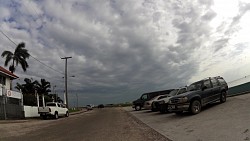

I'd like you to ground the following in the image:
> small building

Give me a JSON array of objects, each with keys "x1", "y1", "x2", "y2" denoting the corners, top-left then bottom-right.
[{"x1": 0, "y1": 66, "x2": 24, "y2": 119}]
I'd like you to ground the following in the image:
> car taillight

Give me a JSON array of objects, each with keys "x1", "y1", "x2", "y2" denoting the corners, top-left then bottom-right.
[{"x1": 49, "y1": 108, "x2": 51, "y2": 112}]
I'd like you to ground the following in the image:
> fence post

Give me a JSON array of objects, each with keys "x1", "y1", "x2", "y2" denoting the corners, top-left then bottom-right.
[
  {"x1": 36, "y1": 90, "x2": 39, "y2": 107},
  {"x1": 42, "y1": 94, "x2": 45, "y2": 108}
]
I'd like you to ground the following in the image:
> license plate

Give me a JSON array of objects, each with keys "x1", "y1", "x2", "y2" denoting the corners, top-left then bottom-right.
[{"x1": 168, "y1": 105, "x2": 175, "y2": 109}]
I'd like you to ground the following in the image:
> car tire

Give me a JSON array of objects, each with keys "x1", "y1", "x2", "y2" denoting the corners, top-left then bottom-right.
[
  {"x1": 190, "y1": 100, "x2": 201, "y2": 115},
  {"x1": 65, "y1": 111, "x2": 69, "y2": 117},
  {"x1": 54, "y1": 112, "x2": 59, "y2": 119},
  {"x1": 220, "y1": 91, "x2": 227, "y2": 103},
  {"x1": 135, "y1": 105, "x2": 141, "y2": 111}
]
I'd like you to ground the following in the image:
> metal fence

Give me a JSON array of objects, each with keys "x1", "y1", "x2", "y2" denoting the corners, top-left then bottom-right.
[{"x1": 0, "y1": 96, "x2": 24, "y2": 120}]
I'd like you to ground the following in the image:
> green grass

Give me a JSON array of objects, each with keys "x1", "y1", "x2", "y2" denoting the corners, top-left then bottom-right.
[{"x1": 69, "y1": 108, "x2": 81, "y2": 113}]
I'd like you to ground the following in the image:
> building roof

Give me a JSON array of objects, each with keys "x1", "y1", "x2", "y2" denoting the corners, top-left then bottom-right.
[{"x1": 0, "y1": 66, "x2": 18, "y2": 79}]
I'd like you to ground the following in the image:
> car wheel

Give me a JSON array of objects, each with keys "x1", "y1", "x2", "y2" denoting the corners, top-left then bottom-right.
[
  {"x1": 190, "y1": 100, "x2": 201, "y2": 114},
  {"x1": 54, "y1": 112, "x2": 59, "y2": 119},
  {"x1": 135, "y1": 105, "x2": 141, "y2": 111},
  {"x1": 65, "y1": 111, "x2": 69, "y2": 117},
  {"x1": 220, "y1": 91, "x2": 227, "y2": 103}
]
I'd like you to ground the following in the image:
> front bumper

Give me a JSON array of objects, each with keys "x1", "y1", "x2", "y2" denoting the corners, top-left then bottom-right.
[
  {"x1": 143, "y1": 104, "x2": 152, "y2": 110},
  {"x1": 168, "y1": 103, "x2": 190, "y2": 112}
]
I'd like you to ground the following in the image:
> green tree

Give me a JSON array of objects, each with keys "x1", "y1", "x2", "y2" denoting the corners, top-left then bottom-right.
[
  {"x1": 15, "y1": 78, "x2": 37, "y2": 106},
  {"x1": 1, "y1": 42, "x2": 30, "y2": 73},
  {"x1": 35, "y1": 79, "x2": 51, "y2": 96},
  {"x1": 16, "y1": 78, "x2": 36, "y2": 94}
]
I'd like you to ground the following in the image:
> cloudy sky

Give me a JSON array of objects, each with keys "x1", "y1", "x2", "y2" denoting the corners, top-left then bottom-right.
[{"x1": 0, "y1": 0, "x2": 250, "y2": 106}]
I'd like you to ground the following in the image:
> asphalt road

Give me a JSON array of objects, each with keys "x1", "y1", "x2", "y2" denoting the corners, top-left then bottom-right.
[
  {"x1": 125, "y1": 93, "x2": 250, "y2": 141},
  {"x1": 0, "y1": 108, "x2": 169, "y2": 141}
]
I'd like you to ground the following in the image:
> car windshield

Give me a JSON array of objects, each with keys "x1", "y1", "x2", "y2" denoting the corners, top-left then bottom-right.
[
  {"x1": 177, "y1": 88, "x2": 187, "y2": 95},
  {"x1": 168, "y1": 89, "x2": 178, "y2": 97},
  {"x1": 188, "y1": 81, "x2": 202, "y2": 91}
]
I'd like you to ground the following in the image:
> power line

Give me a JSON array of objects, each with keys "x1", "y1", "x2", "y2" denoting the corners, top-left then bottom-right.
[
  {"x1": 0, "y1": 29, "x2": 64, "y2": 75},
  {"x1": 0, "y1": 30, "x2": 17, "y2": 46}
]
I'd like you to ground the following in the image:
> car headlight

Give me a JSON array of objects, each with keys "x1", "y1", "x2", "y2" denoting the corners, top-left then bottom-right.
[
  {"x1": 179, "y1": 97, "x2": 188, "y2": 103},
  {"x1": 169, "y1": 99, "x2": 172, "y2": 104}
]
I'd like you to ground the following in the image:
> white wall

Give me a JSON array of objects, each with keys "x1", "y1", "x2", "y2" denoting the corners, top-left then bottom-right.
[{"x1": 24, "y1": 106, "x2": 40, "y2": 118}]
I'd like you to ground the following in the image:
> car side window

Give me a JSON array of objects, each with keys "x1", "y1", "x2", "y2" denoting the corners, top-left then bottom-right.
[
  {"x1": 141, "y1": 94, "x2": 148, "y2": 100},
  {"x1": 203, "y1": 79, "x2": 212, "y2": 88},
  {"x1": 211, "y1": 78, "x2": 219, "y2": 87}
]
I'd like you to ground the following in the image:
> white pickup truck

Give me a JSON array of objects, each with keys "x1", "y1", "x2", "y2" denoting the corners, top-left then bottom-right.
[{"x1": 38, "y1": 102, "x2": 69, "y2": 119}]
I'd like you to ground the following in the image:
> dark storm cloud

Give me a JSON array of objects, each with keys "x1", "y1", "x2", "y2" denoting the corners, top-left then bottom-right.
[{"x1": 1, "y1": 0, "x2": 241, "y2": 105}]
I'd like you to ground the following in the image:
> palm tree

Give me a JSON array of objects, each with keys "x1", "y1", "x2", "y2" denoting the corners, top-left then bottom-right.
[
  {"x1": 35, "y1": 79, "x2": 51, "y2": 96},
  {"x1": 15, "y1": 78, "x2": 36, "y2": 94},
  {"x1": 1, "y1": 42, "x2": 30, "y2": 73}
]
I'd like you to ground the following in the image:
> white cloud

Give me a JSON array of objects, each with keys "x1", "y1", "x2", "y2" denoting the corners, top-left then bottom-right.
[{"x1": 0, "y1": 0, "x2": 250, "y2": 105}]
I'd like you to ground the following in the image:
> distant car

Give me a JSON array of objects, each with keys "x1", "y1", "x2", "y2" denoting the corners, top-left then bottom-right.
[
  {"x1": 132, "y1": 89, "x2": 174, "y2": 111},
  {"x1": 98, "y1": 104, "x2": 104, "y2": 108},
  {"x1": 86, "y1": 105, "x2": 93, "y2": 110},
  {"x1": 158, "y1": 87, "x2": 187, "y2": 113},
  {"x1": 143, "y1": 95, "x2": 169, "y2": 110}
]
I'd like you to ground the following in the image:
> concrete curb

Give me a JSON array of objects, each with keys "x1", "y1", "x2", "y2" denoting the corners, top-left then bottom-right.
[{"x1": 69, "y1": 109, "x2": 88, "y2": 115}]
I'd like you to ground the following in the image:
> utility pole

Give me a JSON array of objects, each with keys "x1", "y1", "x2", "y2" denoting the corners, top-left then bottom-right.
[
  {"x1": 61, "y1": 56, "x2": 72, "y2": 108},
  {"x1": 53, "y1": 85, "x2": 56, "y2": 102}
]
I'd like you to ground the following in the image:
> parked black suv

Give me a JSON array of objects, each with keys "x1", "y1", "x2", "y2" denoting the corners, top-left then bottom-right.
[
  {"x1": 168, "y1": 76, "x2": 228, "y2": 115},
  {"x1": 132, "y1": 89, "x2": 173, "y2": 111}
]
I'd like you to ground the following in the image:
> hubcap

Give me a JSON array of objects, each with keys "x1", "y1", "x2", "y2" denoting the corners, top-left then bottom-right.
[
  {"x1": 222, "y1": 94, "x2": 225, "y2": 101},
  {"x1": 193, "y1": 102, "x2": 200, "y2": 112}
]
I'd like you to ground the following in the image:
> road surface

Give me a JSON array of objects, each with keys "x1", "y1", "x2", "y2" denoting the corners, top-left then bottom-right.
[{"x1": 0, "y1": 108, "x2": 169, "y2": 141}]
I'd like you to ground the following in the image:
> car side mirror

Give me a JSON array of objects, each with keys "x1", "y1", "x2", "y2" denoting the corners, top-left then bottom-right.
[{"x1": 202, "y1": 86, "x2": 207, "y2": 91}]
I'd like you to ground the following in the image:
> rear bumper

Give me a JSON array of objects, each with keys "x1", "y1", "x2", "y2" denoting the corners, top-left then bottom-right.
[
  {"x1": 39, "y1": 112, "x2": 53, "y2": 116},
  {"x1": 168, "y1": 103, "x2": 190, "y2": 112}
]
